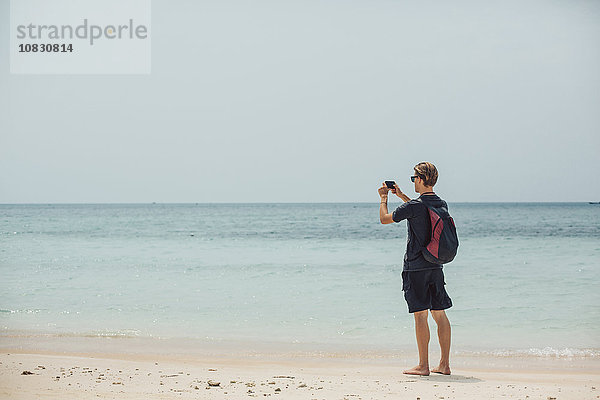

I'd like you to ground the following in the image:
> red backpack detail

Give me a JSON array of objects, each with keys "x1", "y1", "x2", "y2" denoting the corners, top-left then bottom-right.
[{"x1": 420, "y1": 202, "x2": 459, "y2": 264}]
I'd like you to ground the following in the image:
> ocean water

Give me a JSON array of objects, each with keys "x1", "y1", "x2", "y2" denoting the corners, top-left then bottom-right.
[{"x1": 1, "y1": 202, "x2": 599, "y2": 357}]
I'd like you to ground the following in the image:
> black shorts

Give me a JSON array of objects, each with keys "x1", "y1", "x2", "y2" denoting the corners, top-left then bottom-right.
[{"x1": 402, "y1": 269, "x2": 452, "y2": 313}]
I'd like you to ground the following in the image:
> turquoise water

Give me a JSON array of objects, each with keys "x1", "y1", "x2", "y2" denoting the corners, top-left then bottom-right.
[{"x1": 1, "y1": 203, "x2": 599, "y2": 356}]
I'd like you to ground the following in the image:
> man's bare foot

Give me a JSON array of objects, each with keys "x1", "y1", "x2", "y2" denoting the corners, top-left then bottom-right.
[
  {"x1": 431, "y1": 365, "x2": 451, "y2": 375},
  {"x1": 403, "y1": 366, "x2": 430, "y2": 376}
]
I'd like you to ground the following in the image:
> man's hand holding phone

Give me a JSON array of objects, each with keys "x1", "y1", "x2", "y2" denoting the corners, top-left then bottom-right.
[
  {"x1": 384, "y1": 181, "x2": 400, "y2": 196},
  {"x1": 378, "y1": 183, "x2": 391, "y2": 197},
  {"x1": 384, "y1": 180, "x2": 411, "y2": 203}
]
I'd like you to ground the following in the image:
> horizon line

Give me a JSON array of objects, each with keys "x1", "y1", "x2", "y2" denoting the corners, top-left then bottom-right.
[{"x1": 1, "y1": 201, "x2": 598, "y2": 205}]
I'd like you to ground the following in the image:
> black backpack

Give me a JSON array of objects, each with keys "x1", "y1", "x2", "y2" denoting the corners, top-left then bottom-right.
[{"x1": 418, "y1": 199, "x2": 459, "y2": 264}]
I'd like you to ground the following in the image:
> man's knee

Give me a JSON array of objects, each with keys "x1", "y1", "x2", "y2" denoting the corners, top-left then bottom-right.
[
  {"x1": 431, "y1": 309, "x2": 449, "y2": 323},
  {"x1": 413, "y1": 310, "x2": 428, "y2": 320}
]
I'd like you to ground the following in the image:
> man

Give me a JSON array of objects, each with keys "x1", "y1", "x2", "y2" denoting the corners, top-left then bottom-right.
[{"x1": 378, "y1": 161, "x2": 452, "y2": 376}]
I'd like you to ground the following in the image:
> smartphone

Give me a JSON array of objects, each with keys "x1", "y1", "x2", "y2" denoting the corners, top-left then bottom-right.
[{"x1": 385, "y1": 181, "x2": 396, "y2": 189}]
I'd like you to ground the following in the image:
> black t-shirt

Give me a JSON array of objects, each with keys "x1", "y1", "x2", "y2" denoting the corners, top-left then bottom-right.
[{"x1": 392, "y1": 194, "x2": 446, "y2": 271}]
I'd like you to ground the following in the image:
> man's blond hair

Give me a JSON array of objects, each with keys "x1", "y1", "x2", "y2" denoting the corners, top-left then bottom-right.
[{"x1": 414, "y1": 162, "x2": 438, "y2": 187}]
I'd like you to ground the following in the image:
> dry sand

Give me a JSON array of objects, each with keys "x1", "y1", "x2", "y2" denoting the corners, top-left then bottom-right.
[{"x1": 1, "y1": 335, "x2": 598, "y2": 400}]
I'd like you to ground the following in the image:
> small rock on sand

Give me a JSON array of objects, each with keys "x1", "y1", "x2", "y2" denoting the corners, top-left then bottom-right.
[
  {"x1": 21, "y1": 371, "x2": 34, "y2": 375},
  {"x1": 207, "y1": 380, "x2": 221, "y2": 387}
]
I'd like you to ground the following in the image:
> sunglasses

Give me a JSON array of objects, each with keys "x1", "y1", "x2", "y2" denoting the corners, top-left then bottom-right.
[{"x1": 410, "y1": 175, "x2": 420, "y2": 183}]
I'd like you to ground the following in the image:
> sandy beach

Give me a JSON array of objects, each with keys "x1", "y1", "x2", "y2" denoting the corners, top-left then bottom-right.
[{"x1": 1, "y1": 335, "x2": 598, "y2": 400}]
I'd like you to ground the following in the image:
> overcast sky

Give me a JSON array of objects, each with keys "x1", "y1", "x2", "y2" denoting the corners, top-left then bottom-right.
[{"x1": 1, "y1": 0, "x2": 599, "y2": 203}]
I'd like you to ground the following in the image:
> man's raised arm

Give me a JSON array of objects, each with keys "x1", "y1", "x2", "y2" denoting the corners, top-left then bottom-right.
[
  {"x1": 378, "y1": 183, "x2": 395, "y2": 224},
  {"x1": 393, "y1": 184, "x2": 412, "y2": 203}
]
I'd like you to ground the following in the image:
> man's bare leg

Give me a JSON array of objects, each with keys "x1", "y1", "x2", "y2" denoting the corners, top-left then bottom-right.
[
  {"x1": 430, "y1": 309, "x2": 451, "y2": 375},
  {"x1": 403, "y1": 310, "x2": 430, "y2": 376}
]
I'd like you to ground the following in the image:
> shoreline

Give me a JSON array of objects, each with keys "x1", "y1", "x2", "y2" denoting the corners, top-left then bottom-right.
[
  {"x1": 2, "y1": 332, "x2": 599, "y2": 363},
  {"x1": 1, "y1": 335, "x2": 599, "y2": 399}
]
